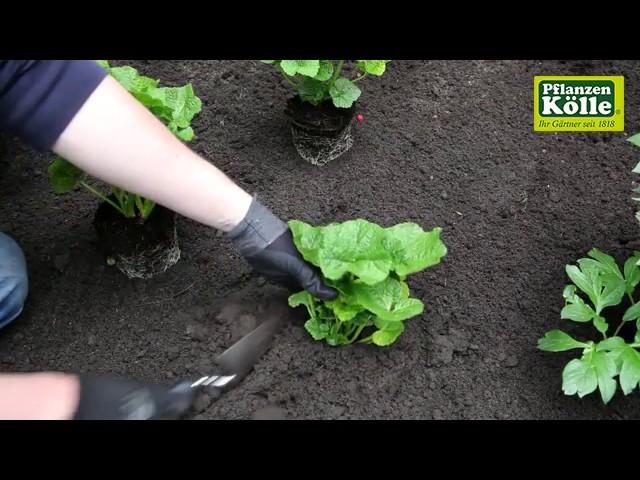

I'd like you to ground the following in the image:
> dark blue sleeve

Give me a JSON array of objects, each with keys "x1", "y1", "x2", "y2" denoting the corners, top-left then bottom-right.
[{"x1": 0, "y1": 60, "x2": 108, "y2": 151}]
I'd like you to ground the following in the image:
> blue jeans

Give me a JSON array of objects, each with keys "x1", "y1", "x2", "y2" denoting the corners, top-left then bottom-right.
[{"x1": 0, "y1": 232, "x2": 28, "y2": 329}]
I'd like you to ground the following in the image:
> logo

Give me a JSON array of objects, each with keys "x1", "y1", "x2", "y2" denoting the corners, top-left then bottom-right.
[{"x1": 534, "y1": 76, "x2": 624, "y2": 132}]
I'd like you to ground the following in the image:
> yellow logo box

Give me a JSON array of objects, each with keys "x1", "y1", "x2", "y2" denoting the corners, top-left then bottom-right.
[{"x1": 534, "y1": 76, "x2": 624, "y2": 132}]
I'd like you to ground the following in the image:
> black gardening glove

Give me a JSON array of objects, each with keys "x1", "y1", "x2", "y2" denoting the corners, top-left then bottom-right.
[
  {"x1": 72, "y1": 375, "x2": 194, "y2": 420},
  {"x1": 228, "y1": 199, "x2": 337, "y2": 300}
]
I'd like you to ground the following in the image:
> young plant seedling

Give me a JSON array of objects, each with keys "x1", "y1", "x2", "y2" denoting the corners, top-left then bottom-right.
[
  {"x1": 48, "y1": 60, "x2": 202, "y2": 221},
  {"x1": 538, "y1": 249, "x2": 640, "y2": 404},
  {"x1": 260, "y1": 60, "x2": 390, "y2": 109},
  {"x1": 288, "y1": 219, "x2": 447, "y2": 347}
]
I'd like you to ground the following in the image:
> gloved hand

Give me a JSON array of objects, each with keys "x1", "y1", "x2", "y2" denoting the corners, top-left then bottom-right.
[
  {"x1": 72, "y1": 375, "x2": 194, "y2": 420},
  {"x1": 228, "y1": 199, "x2": 337, "y2": 300}
]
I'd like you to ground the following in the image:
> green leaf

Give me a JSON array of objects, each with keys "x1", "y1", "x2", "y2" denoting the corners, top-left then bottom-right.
[
  {"x1": 280, "y1": 60, "x2": 320, "y2": 77},
  {"x1": 592, "y1": 351, "x2": 618, "y2": 403},
  {"x1": 619, "y1": 347, "x2": 640, "y2": 394},
  {"x1": 304, "y1": 319, "x2": 329, "y2": 341},
  {"x1": 538, "y1": 330, "x2": 588, "y2": 352},
  {"x1": 561, "y1": 284, "x2": 596, "y2": 322},
  {"x1": 108, "y1": 66, "x2": 140, "y2": 91},
  {"x1": 562, "y1": 358, "x2": 597, "y2": 398},
  {"x1": 351, "y1": 312, "x2": 375, "y2": 327},
  {"x1": 595, "y1": 338, "x2": 640, "y2": 394},
  {"x1": 628, "y1": 133, "x2": 640, "y2": 147},
  {"x1": 289, "y1": 219, "x2": 447, "y2": 286},
  {"x1": 633, "y1": 161, "x2": 640, "y2": 174},
  {"x1": 95, "y1": 60, "x2": 110, "y2": 69},
  {"x1": 130, "y1": 75, "x2": 159, "y2": 95},
  {"x1": 289, "y1": 291, "x2": 312, "y2": 308},
  {"x1": 566, "y1": 265, "x2": 596, "y2": 300},
  {"x1": 574, "y1": 261, "x2": 608, "y2": 304},
  {"x1": 288, "y1": 220, "x2": 323, "y2": 266},
  {"x1": 288, "y1": 291, "x2": 316, "y2": 320},
  {"x1": 298, "y1": 77, "x2": 328, "y2": 105},
  {"x1": 560, "y1": 302, "x2": 595, "y2": 323},
  {"x1": 329, "y1": 78, "x2": 361, "y2": 108},
  {"x1": 289, "y1": 219, "x2": 391, "y2": 285},
  {"x1": 371, "y1": 320, "x2": 405, "y2": 346},
  {"x1": 326, "y1": 331, "x2": 350, "y2": 346},
  {"x1": 587, "y1": 249, "x2": 623, "y2": 279},
  {"x1": 260, "y1": 60, "x2": 277, "y2": 64},
  {"x1": 596, "y1": 336, "x2": 627, "y2": 352},
  {"x1": 383, "y1": 224, "x2": 447, "y2": 276},
  {"x1": 313, "y1": 61, "x2": 334, "y2": 81},
  {"x1": 566, "y1": 256, "x2": 626, "y2": 315},
  {"x1": 325, "y1": 299, "x2": 363, "y2": 322},
  {"x1": 562, "y1": 284, "x2": 577, "y2": 299},
  {"x1": 623, "y1": 302, "x2": 640, "y2": 322},
  {"x1": 357, "y1": 60, "x2": 388, "y2": 76},
  {"x1": 48, "y1": 157, "x2": 83, "y2": 193},
  {"x1": 105, "y1": 64, "x2": 201, "y2": 135},
  {"x1": 176, "y1": 127, "x2": 195, "y2": 141},
  {"x1": 562, "y1": 350, "x2": 617, "y2": 404},
  {"x1": 624, "y1": 253, "x2": 640, "y2": 293},
  {"x1": 580, "y1": 250, "x2": 626, "y2": 309},
  {"x1": 148, "y1": 85, "x2": 202, "y2": 128},
  {"x1": 349, "y1": 277, "x2": 424, "y2": 322},
  {"x1": 597, "y1": 275, "x2": 626, "y2": 313},
  {"x1": 593, "y1": 316, "x2": 609, "y2": 335}
]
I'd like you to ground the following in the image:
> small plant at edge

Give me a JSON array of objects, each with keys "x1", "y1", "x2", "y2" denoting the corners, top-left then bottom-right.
[{"x1": 538, "y1": 249, "x2": 640, "y2": 404}]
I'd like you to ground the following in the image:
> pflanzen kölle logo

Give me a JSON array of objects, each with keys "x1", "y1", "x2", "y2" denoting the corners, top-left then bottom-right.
[{"x1": 534, "y1": 76, "x2": 624, "y2": 132}]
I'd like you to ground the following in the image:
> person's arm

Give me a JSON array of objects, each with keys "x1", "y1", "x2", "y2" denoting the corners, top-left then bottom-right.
[
  {"x1": 0, "y1": 60, "x2": 336, "y2": 420},
  {"x1": 0, "y1": 373, "x2": 78, "y2": 420},
  {"x1": 0, "y1": 61, "x2": 250, "y2": 230},
  {"x1": 0, "y1": 60, "x2": 336, "y2": 297},
  {"x1": 53, "y1": 70, "x2": 336, "y2": 297},
  {"x1": 0, "y1": 372, "x2": 193, "y2": 420},
  {"x1": 52, "y1": 74, "x2": 253, "y2": 232}
]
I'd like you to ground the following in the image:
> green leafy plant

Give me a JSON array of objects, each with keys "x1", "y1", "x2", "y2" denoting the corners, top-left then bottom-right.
[
  {"x1": 538, "y1": 249, "x2": 640, "y2": 404},
  {"x1": 287, "y1": 219, "x2": 447, "y2": 347},
  {"x1": 260, "y1": 60, "x2": 390, "y2": 109},
  {"x1": 48, "y1": 60, "x2": 202, "y2": 221}
]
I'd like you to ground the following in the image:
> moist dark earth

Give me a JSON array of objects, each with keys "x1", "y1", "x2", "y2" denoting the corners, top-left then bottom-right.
[{"x1": 1, "y1": 60, "x2": 639, "y2": 420}]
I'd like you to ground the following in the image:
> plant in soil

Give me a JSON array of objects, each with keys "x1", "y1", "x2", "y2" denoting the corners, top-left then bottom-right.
[
  {"x1": 538, "y1": 249, "x2": 640, "y2": 404},
  {"x1": 48, "y1": 60, "x2": 202, "y2": 220},
  {"x1": 260, "y1": 61, "x2": 390, "y2": 166},
  {"x1": 287, "y1": 219, "x2": 447, "y2": 347},
  {"x1": 261, "y1": 60, "x2": 390, "y2": 109}
]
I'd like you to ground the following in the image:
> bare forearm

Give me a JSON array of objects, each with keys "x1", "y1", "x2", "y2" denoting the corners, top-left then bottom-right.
[
  {"x1": 52, "y1": 76, "x2": 252, "y2": 231},
  {"x1": 0, "y1": 373, "x2": 78, "y2": 420}
]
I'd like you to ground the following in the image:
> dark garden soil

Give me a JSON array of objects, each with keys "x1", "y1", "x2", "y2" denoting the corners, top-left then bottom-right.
[
  {"x1": 1, "y1": 60, "x2": 640, "y2": 419},
  {"x1": 93, "y1": 200, "x2": 177, "y2": 258},
  {"x1": 285, "y1": 95, "x2": 355, "y2": 134}
]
